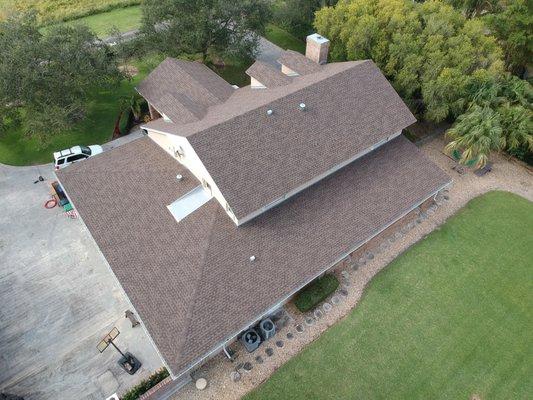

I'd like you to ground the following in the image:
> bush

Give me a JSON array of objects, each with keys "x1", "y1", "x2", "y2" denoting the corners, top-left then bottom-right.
[
  {"x1": 294, "y1": 274, "x2": 339, "y2": 312},
  {"x1": 121, "y1": 368, "x2": 170, "y2": 400}
]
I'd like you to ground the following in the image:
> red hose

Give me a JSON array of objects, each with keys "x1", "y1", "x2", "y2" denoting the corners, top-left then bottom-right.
[{"x1": 45, "y1": 198, "x2": 57, "y2": 209}]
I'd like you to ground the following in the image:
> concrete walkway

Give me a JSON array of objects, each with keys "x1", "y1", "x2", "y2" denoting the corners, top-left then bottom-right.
[{"x1": 0, "y1": 132, "x2": 162, "y2": 400}]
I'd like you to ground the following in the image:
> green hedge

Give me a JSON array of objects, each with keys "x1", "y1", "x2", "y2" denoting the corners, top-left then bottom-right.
[
  {"x1": 121, "y1": 368, "x2": 170, "y2": 400},
  {"x1": 294, "y1": 274, "x2": 339, "y2": 313}
]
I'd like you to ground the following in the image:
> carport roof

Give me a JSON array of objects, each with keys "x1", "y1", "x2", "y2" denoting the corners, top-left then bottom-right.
[{"x1": 56, "y1": 135, "x2": 450, "y2": 378}]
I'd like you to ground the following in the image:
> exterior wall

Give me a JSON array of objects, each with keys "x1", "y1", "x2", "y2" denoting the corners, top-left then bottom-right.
[
  {"x1": 238, "y1": 130, "x2": 403, "y2": 225},
  {"x1": 146, "y1": 128, "x2": 238, "y2": 223},
  {"x1": 281, "y1": 65, "x2": 299, "y2": 76},
  {"x1": 250, "y1": 77, "x2": 266, "y2": 89}
]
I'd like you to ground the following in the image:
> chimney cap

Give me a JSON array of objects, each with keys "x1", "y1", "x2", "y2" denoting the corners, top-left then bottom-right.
[
  {"x1": 299, "y1": 103, "x2": 306, "y2": 111},
  {"x1": 307, "y1": 33, "x2": 330, "y2": 44}
]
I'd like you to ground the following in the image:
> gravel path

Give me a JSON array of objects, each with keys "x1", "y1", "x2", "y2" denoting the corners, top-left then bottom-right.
[{"x1": 169, "y1": 137, "x2": 532, "y2": 400}]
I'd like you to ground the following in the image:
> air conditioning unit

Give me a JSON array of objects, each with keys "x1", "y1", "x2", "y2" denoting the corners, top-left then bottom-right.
[
  {"x1": 259, "y1": 318, "x2": 276, "y2": 340},
  {"x1": 240, "y1": 328, "x2": 261, "y2": 352}
]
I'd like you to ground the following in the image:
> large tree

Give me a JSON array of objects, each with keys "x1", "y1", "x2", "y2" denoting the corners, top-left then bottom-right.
[
  {"x1": 486, "y1": 0, "x2": 532, "y2": 77},
  {"x1": 0, "y1": 13, "x2": 122, "y2": 138},
  {"x1": 273, "y1": 0, "x2": 338, "y2": 39},
  {"x1": 140, "y1": 0, "x2": 271, "y2": 62},
  {"x1": 315, "y1": 0, "x2": 504, "y2": 121}
]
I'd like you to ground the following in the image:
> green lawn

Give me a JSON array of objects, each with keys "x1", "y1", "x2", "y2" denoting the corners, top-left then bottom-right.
[
  {"x1": 246, "y1": 191, "x2": 533, "y2": 400},
  {"x1": 61, "y1": 5, "x2": 142, "y2": 37},
  {"x1": 0, "y1": 53, "x2": 164, "y2": 166},
  {"x1": 265, "y1": 23, "x2": 306, "y2": 53}
]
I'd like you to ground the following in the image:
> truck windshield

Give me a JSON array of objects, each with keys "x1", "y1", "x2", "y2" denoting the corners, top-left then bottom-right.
[{"x1": 80, "y1": 146, "x2": 91, "y2": 156}]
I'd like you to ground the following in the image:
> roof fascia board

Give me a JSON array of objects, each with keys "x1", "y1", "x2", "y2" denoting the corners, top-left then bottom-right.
[{"x1": 236, "y1": 130, "x2": 404, "y2": 225}]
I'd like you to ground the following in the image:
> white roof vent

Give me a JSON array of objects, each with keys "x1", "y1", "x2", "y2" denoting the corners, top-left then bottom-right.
[
  {"x1": 299, "y1": 103, "x2": 306, "y2": 111},
  {"x1": 249, "y1": 255, "x2": 256, "y2": 262},
  {"x1": 176, "y1": 174, "x2": 183, "y2": 181},
  {"x1": 267, "y1": 109, "x2": 273, "y2": 116}
]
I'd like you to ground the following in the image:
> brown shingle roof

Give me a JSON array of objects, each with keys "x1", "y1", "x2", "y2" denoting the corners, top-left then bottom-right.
[
  {"x1": 136, "y1": 58, "x2": 233, "y2": 123},
  {"x1": 277, "y1": 49, "x2": 321, "y2": 75},
  {"x1": 57, "y1": 135, "x2": 450, "y2": 378},
  {"x1": 245, "y1": 60, "x2": 292, "y2": 87},
  {"x1": 142, "y1": 61, "x2": 416, "y2": 222}
]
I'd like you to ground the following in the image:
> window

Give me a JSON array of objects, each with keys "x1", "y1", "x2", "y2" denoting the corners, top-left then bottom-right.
[
  {"x1": 80, "y1": 146, "x2": 92, "y2": 156},
  {"x1": 57, "y1": 158, "x2": 65, "y2": 165},
  {"x1": 66, "y1": 154, "x2": 86, "y2": 163}
]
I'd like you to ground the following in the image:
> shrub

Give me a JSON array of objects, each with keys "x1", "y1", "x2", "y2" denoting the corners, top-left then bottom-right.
[
  {"x1": 294, "y1": 274, "x2": 339, "y2": 313},
  {"x1": 121, "y1": 368, "x2": 170, "y2": 400}
]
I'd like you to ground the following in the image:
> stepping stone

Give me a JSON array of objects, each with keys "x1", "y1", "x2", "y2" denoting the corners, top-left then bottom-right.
[
  {"x1": 196, "y1": 378, "x2": 208, "y2": 390},
  {"x1": 341, "y1": 270, "x2": 350, "y2": 279},
  {"x1": 231, "y1": 371, "x2": 241, "y2": 382},
  {"x1": 275, "y1": 340, "x2": 284, "y2": 348},
  {"x1": 408, "y1": 222, "x2": 416, "y2": 229},
  {"x1": 342, "y1": 279, "x2": 351, "y2": 287},
  {"x1": 255, "y1": 355, "x2": 264, "y2": 364},
  {"x1": 358, "y1": 258, "x2": 366, "y2": 265},
  {"x1": 265, "y1": 347, "x2": 274, "y2": 356},
  {"x1": 427, "y1": 208, "x2": 435, "y2": 215},
  {"x1": 416, "y1": 218, "x2": 423, "y2": 224},
  {"x1": 340, "y1": 288, "x2": 348, "y2": 296},
  {"x1": 295, "y1": 324, "x2": 304, "y2": 333},
  {"x1": 420, "y1": 212, "x2": 428, "y2": 219},
  {"x1": 351, "y1": 263, "x2": 359, "y2": 271},
  {"x1": 305, "y1": 317, "x2": 315, "y2": 326},
  {"x1": 313, "y1": 309, "x2": 324, "y2": 319},
  {"x1": 323, "y1": 302, "x2": 332, "y2": 312},
  {"x1": 287, "y1": 332, "x2": 294, "y2": 339},
  {"x1": 235, "y1": 363, "x2": 244, "y2": 371},
  {"x1": 380, "y1": 243, "x2": 389, "y2": 251},
  {"x1": 331, "y1": 295, "x2": 341, "y2": 305},
  {"x1": 400, "y1": 226, "x2": 409, "y2": 234},
  {"x1": 395, "y1": 232, "x2": 402, "y2": 239},
  {"x1": 243, "y1": 362, "x2": 253, "y2": 371},
  {"x1": 389, "y1": 236, "x2": 396, "y2": 243},
  {"x1": 366, "y1": 252, "x2": 374, "y2": 260},
  {"x1": 444, "y1": 195, "x2": 449, "y2": 200}
]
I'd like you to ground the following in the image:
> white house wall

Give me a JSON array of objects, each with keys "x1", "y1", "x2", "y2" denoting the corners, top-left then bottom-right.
[{"x1": 146, "y1": 130, "x2": 238, "y2": 223}]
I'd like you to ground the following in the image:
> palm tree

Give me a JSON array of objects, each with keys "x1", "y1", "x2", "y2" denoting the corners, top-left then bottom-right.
[
  {"x1": 445, "y1": 105, "x2": 504, "y2": 167},
  {"x1": 499, "y1": 104, "x2": 533, "y2": 152}
]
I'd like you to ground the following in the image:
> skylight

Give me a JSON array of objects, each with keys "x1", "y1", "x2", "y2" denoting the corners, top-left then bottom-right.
[{"x1": 167, "y1": 186, "x2": 212, "y2": 222}]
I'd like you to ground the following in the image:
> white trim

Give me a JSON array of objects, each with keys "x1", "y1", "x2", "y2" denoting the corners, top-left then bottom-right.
[{"x1": 170, "y1": 180, "x2": 452, "y2": 380}]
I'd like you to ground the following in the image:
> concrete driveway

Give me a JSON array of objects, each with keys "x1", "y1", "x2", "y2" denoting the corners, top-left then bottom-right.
[{"x1": 0, "y1": 134, "x2": 162, "y2": 399}]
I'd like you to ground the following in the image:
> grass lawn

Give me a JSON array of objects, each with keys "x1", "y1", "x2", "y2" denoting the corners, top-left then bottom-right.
[
  {"x1": 265, "y1": 23, "x2": 305, "y2": 53},
  {"x1": 246, "y1": 191, "x2": 533, "y2": 400},
  {"x1": 0, "y1": 53, "x2": 164, "y2": 166},
  {"x1": 59, "y1": 5, "x2": 142, "y2": 37}
]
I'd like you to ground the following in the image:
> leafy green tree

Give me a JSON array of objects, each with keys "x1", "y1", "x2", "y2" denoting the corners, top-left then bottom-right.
[
  {"x1": 446, "y1": 0, "x2": 501, "y2": 18},
  {"x1": 486, "y1": 0, "x2": 532, "y2": 77},
  {"x1": 0, "y1": 13, "x2": 122, "y2": 138},
  {"x1": 140, "y1": 0, "x2": 271, "y2": 62},
  {"x1": 273, "y1": 0, "x2": 338, "y2": 39},
  {"x1": 315, "y1": 0, "x2": 503, "y2": 122}
]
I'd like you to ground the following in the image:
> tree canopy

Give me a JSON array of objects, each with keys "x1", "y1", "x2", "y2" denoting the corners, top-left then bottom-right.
[
  {"x1": 314, "y1": 0, "x2": 533, "y2": 165},
  {"x1": 140, "y1": 0, "x2": 271, "y2": 62},
  {"x1": 315, "y1": 0, "x2": 504, "y2": 122},
  {"x1": 486, "y1": 0, "x2": 532, "y2": 77},
  {"x1": 0, "y1": 12, "x2": 122, "y2": 138}
]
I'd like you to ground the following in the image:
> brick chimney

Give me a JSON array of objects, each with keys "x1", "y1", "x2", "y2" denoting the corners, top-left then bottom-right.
[{"x1": 306, "y1": 33, "x2": 330, "y2": 65}]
